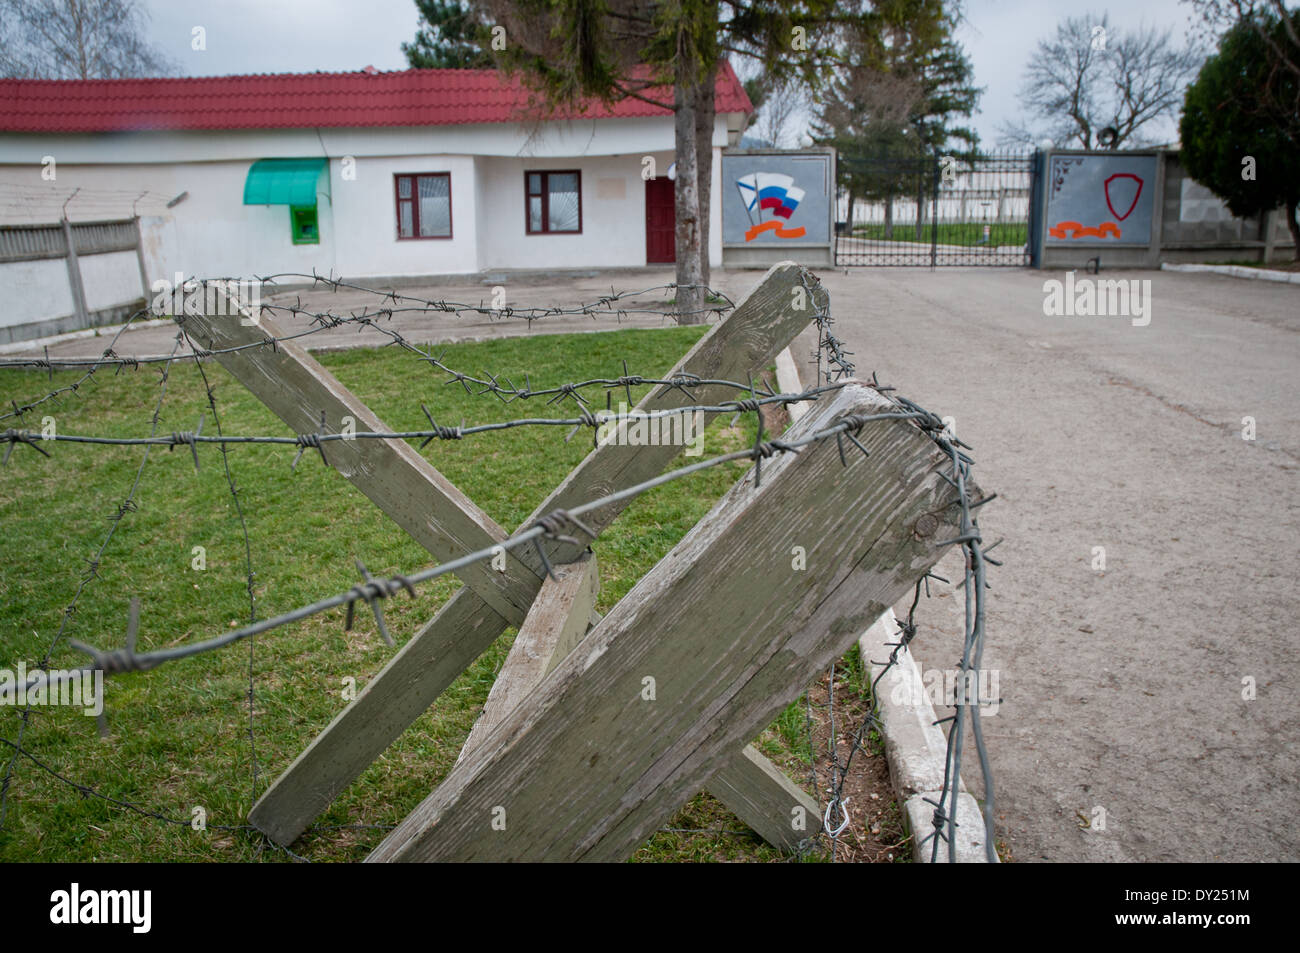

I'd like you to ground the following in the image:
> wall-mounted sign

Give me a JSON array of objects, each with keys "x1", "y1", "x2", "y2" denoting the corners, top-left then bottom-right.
[
  {"x1": 1045, "y1": 153, "x2": 1157, "y2": 245},
  {"x1": 721, "y1": 150, "x2": 833, "y2": 247}
]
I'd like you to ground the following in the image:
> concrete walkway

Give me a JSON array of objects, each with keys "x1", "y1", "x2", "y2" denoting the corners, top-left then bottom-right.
[
  {"x1": 6, "y1": 263, "x2": 1297, "y2": 862},
  {"x1": 1, "y1": 270, "x2": 691, "y2": 362}
]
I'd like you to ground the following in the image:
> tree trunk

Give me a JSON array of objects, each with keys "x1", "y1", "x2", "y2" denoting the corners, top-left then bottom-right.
[
  {"x1": 1287, "y1": 198, "x2": 1300, "y2": 263},
  {"x1": 674, "y1": 58, "x2": 709, "y2": 325},
  {"x1": 694, "y1": 68, "x2": 716, "y2": 299},
  {"x1": 884, "y1": 195, "x2": 893, "y2": 239}
]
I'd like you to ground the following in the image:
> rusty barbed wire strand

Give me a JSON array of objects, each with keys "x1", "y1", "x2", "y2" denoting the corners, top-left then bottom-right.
[
  {"x1": 181, "y1": 327, "x2": 262, "y2": 803},
  {"x1": 800, "y1": 270, "x2": 856, "y2": 385},
  {"x1": 0, "y1": 308, "x2": 159, "y2": 423},
  {"x1": 0, "y1": 275, "x2": 995, "y2": 863},
  {"x1": 0, "y1": 278, "x2": 735, "y2": 376},
  {"x1": 1, "y1": 409, "x2": 920, "y2": 702},
  {"x1": 0, "y1": 384, "x2": 864, "y2": 464}
]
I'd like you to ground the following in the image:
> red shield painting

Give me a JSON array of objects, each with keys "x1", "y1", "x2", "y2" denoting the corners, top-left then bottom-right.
[{"x1": 1104, "y1": 173, "x2": 1143, "y2": 222}]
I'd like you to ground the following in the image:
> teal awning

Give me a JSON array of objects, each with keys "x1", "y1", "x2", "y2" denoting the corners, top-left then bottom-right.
[{"x1": 243, "y1": 158, "x2": 326, "y2": 206}]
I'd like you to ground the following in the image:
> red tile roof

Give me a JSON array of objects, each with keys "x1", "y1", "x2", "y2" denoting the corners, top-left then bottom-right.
[{"x1": 0, "y1": 62, "x2": 751, "y2": 134}]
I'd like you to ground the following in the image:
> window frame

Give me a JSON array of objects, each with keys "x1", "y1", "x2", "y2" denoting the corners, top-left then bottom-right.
[
  {"x1": 394, "y1": 172, "x2": 453, "y2": 241},
  {"x1": 524, "y1": 169, "x2": 583, "y2": 235}
]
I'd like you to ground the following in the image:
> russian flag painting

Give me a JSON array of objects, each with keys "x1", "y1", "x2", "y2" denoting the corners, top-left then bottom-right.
[{"x1": 736, "y1": 173, "x2": 808, "y2": 240}]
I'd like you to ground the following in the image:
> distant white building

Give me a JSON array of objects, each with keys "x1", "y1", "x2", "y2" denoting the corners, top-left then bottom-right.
[{"x1": 0, "y1": 65, "x2": 752, "y2": 342}]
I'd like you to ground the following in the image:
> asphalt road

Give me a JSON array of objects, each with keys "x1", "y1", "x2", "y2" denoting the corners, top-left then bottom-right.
[
  {"x1": 6, "y1": 263, "x2": 1297, "y2": 862},
  {"x1": 779, "y1": 266, "x2": 1300, "y2": 863}
]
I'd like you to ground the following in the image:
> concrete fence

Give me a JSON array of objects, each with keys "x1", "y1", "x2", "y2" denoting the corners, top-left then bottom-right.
[
  {"x1": 1034, "y1": 149, "x2": 1296, "y2": 270},
  {"x1": 0, "y1": 217, "x2": 152, "y2": 345}
]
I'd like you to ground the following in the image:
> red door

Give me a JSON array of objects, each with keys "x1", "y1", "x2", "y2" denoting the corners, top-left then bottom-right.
[{"x1": 645, "y1": 176, "x2": 676, "y2": 263}]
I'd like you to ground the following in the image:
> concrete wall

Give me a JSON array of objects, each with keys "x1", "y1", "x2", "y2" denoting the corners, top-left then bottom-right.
[
  {"x1": 0, "y1": 257, "x2": 74, "y2": 328},
  {"x1": 0, "y1": 160, "x2": 336, "y2": 280},
  {"x1": 330, "y1": 155, "x2": 478, "y2": 277},
  {"x1": 0, "y1": 112, "x2": 743, "y2": 336},
  {"x1": 0, "y1": 223, "x2": 148, "y2": 344},
  {"x1": 80, "y1": 249, "x2": 143, "y2": 311},
  {"x1": 1159, "y1": 153, "x2": 1294, "y2": 263},
  {"x1": 476, "y1": 152, "x2": 673, "y2": 272},
  {"x1": 709, "y1": 145, "x2": 723, "y2": 269},
  {"x1": 0, "y1": 118, "x2": 698, "y2": 167},
  {"x1": 1036, "y1": 149, "x2": 1297, "y2": 269}
]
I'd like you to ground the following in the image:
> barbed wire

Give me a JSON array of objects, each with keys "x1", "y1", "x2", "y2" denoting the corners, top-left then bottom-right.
[
  {"x1": 1, "y1": 405, "x2": 939, "y2": 701},
  {"x1": 801, "y1": 270, "x2": 856, "y2": 385},
  {"x1": 0, "y1": 276, "x2": 737, "y2": 440},
  {"x1": 0, "y1": 311, "x2": 161, "y2": 424},
  {"x1": 0, "y1": 330, "x2": 187, "y2": 828},
  {"x1": 0, "y1": 273, "x2": 997, "y2": 863},
  {"x1": 798, "y1": 569, "x2": 943, "y2": 862},
  {"x1": 0, "y1": 277, "x2": 736, "y2": 377},
  {"x1": 924, "y1": 435, "x2": 999, "y2": 863},
  {"x1": 0, "y1": 275, "x2": 744, "y2": 845},
  {"x1": 247, "y1": 270, "x2": 736, "y2": 324},
  {"x1": 0, "y1": 383, "x2": 862, "y2": 466},
  {"x1": 2, "y1": 374, "x2": 997, "y2": 863},
  {"x1": 778, "y1": 361, "x2": 996, "y2": 863},
  {"x1": 865, "y1": 387, "x2": 997, "y2": 864},
  {"x1": 181, "y1": 328, "x2": 263, "y2": 804}
]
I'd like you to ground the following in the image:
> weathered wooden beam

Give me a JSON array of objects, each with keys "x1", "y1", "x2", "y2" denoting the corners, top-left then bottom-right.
[
  {"x1": 367, "y1": 381, "x2": 979, "y2": 862},
  {"x1": 453, "y1": 548, "x2": 820, "y2": 851},
  {"x1": 457, "y1": 554, "x2": 599, "y2": 766},
  {"x1": 252, "y1": 589, "x2": 507, "y2": 842},
  {"x1": 708, "y1": 746, "x2": 821, "y2": 852},
  {"x1": 248, "y1": 262, "x2": 823, "y2": 845},
  {"x1": 179, "y1": 305, "x2": 541, "y2": 626}
]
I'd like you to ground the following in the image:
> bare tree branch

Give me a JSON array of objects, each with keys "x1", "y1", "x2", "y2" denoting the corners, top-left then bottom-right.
[
  {"x1": 1013, "y1": 13, "x2": 1202, "y2": 149},
  {"x1": 0, "y1": 0, "x2": 177, "y2": 79}
]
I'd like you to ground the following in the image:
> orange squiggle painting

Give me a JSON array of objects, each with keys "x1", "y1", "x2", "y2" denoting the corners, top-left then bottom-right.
[
  {"x1": 1049, "y1": 221, "x2": 1121, "y2": 239},
  {"x1": 745, "y1": 220, "x2": 807, "y2": 241}
]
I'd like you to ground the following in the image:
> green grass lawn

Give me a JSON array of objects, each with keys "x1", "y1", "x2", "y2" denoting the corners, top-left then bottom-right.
[
  {"x1": 850, "y1": 223, "x2": 1028, "y2": 247},
  {"x1": 0, "y1": 326, "x2": 830, "y2": 863}
]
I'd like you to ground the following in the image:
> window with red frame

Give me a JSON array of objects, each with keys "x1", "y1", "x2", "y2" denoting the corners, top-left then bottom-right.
[
  {"x1": 395, "y1": 173, "x2": 452, "y2": 239},
  {"x1": 525, "y1": 171, "x2": 582, "y2": 234}
]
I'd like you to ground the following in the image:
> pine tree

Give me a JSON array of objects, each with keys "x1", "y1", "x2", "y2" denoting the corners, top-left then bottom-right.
[
  {"x1": 403, "y1": 0, "x2": 495, "y2": 69},
  {"x1": 461, "y1": 1, "x2": 879, "y2": 322},
  {"x1": 1180, "y1": 8, "x2": 1300, "y2": 260},
  {"x1": 812, "y1": 2, "x2": 979, "y2": 238}
]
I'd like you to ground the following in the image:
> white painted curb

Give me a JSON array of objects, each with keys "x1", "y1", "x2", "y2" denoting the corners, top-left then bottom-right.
[
  {"x1": 1161, "y1": 262, "x2": 1300, "y2": 284},
  {"x1": 775, "y1": 346, "x2": 995, "y2": 863}
]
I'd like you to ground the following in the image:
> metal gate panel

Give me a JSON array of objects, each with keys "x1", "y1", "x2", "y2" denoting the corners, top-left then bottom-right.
[{"x1": 835, "y1": 151, "x2": 1036, "y2": 267}]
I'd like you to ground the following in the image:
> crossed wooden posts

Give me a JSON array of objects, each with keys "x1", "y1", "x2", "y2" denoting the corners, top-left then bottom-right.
[{"x1": 184, "y1": 262, "x2": 974, "y2": 861}]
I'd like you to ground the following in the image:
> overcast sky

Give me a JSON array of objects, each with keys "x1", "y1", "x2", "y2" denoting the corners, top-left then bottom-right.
[{"x1": 139, "y1": 0, "x2": 1205, "y2": 147}]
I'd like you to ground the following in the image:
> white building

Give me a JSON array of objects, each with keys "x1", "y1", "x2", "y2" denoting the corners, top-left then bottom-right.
[{"x1": 0, "y1": 65, "x2": 752, "y2": 343}]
